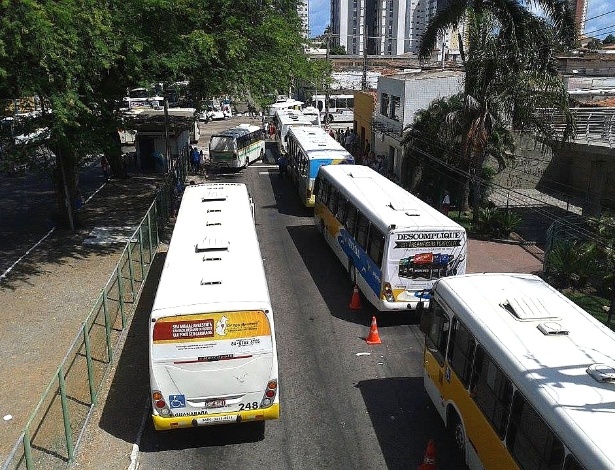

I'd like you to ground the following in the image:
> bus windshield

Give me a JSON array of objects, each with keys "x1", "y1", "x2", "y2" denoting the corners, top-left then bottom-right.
[{"x1": 209, "y1": 136, "x2": 236, "y2": 152}]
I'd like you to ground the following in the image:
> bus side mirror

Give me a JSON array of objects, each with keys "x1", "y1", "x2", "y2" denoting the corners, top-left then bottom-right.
[{"x1": 419, "y1": 300, "x2": 432, "y2": 335}]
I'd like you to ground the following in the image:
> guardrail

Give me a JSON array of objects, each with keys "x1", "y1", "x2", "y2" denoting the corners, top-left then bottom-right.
[
  {"x1": 537, "y1": 107, "x2": 615, "y2": 147},
  {"x1": 2, "y1": 177, "x2": 179, "y2": 470}
]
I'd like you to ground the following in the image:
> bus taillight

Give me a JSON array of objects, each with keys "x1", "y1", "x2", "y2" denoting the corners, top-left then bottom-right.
[
  {"x1": 152, "y1": 390, "x2": 168, "y2": 413},
  {"x1": 261, "y1": 380, "x2": 278, "y2": 407},
  {"x1": 383, "y1": 283, "x2": 395, "y2": 302}
]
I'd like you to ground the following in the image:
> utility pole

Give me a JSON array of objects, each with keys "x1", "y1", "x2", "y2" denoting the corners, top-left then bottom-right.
[
  {"x1": 164, "y1": 98, "x2": 171, "y2": 174},
  {"x1": 325, "y1": 29, "x2": 331, "y2": 125},
  {"x1": 362, "y1": 6, "x2": 368, "y2": 90}
]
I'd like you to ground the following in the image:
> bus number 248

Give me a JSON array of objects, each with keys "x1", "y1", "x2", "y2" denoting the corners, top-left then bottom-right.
[{"x1": 239, "y1": 401, "x2": 259, "y2": 411}]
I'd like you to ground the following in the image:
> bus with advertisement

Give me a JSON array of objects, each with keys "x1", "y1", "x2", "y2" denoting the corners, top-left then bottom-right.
[
  {"x1": 208, "y1": 124, "x2": 264, "y2": 170},
  {"x1": 419, "y1": 273, "x2": 615, "y2": 469},
  {"x1": 149, "y1": 182, "x2": 279, "y2": 431},
  {"x1": 314, "y1": 164, "x2": 466, "y2": 312},
  {"x1": 286, "y1": 126, "x2": 354, "y2": 208}
]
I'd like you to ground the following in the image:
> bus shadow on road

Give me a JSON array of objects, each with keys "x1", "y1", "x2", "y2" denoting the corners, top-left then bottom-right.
[
  {"x1": 263, "y1": 172, "x2": 315, "y2": 218},
  {"x1": 287, "y1": 225, "x2": 416, "y2": 327},
  {"x1": 357, "y1": 377, "x2": 468, "y2": 470}
]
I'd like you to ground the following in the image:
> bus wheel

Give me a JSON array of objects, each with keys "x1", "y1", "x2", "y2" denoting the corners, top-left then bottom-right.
[{"x1": 449, "y1": 412, "x2": 466, "y2": 459}]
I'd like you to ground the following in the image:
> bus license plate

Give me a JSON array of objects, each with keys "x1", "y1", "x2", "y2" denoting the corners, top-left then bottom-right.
[
  {"x1": 194, "y1": 415, "x2": 238, "y2": 425},
  {"x1": 205, "y1": 399, "x2": 226, "y2": 409}
]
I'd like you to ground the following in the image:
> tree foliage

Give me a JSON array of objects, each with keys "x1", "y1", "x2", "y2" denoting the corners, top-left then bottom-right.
[
  {"x1": 0, "y1": 0, "x2": 309, "y2": 228},
  {"x1": 413, "y1": 1, "x2": 575, "y2": 216}
]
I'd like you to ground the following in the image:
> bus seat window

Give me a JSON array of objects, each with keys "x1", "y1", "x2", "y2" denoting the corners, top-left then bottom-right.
[
  {"x1": 346, "y1": 205, "x2": 358, "y2": 236},
  {"x1": 424, "y1": 301, "x2": 449, "y2": 366},
  {"x1": 322, "y1": 180, "x2": 331, "y2": 205},
  {"x1": 448, "y1": 317, "x2": 476, "y2": 388},
  {"x1": 328, "y1": 188, "x2": 339, "y2": 214},
  {"x1": 507, "y1": 391, "x2": 565, "y2": 470},
  {"x1": 356, "y1": 212, "x2": 369, "y2": 250},
  {"x1": 314, "y1": 176, "x2": 322, "y2": 200},
  {"x1": 337, "y1": 194, "x2": 348, "y2": 224},
  {"x1": 473, "y1": 346, "x2": 512, "y2": 439},
  {"x1": 368, "y1": 226, "x2": 384, "y2": 265}
]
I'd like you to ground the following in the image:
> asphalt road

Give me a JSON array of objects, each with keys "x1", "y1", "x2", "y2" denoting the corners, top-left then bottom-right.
[{"x1": 124, "y1": 121, "x2": 467, "y2": 469}]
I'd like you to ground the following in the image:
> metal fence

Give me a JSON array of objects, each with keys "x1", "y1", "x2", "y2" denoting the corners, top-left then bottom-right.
[{"x1": 2, "y1": 176, "x2": 180, "y2": 470}]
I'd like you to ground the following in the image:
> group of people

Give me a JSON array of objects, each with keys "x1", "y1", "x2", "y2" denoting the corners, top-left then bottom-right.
[{"x1": 189, "y1": 146, "x2": 205, "y2": 175}]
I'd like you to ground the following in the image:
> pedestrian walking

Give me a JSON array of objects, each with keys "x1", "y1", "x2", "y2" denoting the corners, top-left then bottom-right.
[
  {"x1": 190, "y1": 147, "x2": 201, "y2": 174},
  {"x1": 441, "y1": 190, "x2": 451, "y2": 216},
  {"x1": 277, "y1": 155, "x2": 288, "y2": 178},
  {"x1": 101, "y1": 156, "x2": 110, "y2": 181}
]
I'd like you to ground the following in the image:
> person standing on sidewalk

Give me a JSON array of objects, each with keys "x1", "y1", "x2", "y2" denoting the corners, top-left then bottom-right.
[{"x1": 101, "y1": 155, "x2": 110, "y2": 181}]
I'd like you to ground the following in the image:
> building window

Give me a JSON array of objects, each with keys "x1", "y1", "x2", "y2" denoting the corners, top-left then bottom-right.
[
  {"x1": 380, "y1": 93, "x2": 389, "y2": 116},
  {"x1": 391, "y1": 96, "x2": 401, "y2": 121}
]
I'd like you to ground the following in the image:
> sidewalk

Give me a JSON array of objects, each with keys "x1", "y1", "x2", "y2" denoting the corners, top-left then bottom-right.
[{"x1": 0, "y1": 174, "x2": 164, "y2": 464}]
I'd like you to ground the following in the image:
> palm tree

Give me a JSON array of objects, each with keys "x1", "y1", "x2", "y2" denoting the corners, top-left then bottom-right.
[
  {"x1": 401, "y1": 94, "x2": 463, "y2": 192},
  {"x1": 418, "y1": 2, "x2": 576, "y2": 217}
]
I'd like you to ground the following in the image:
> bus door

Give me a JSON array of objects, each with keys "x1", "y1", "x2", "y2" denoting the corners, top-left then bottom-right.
[{"x1": 150, "y1": 310, "x2": 278, "y2": 430}]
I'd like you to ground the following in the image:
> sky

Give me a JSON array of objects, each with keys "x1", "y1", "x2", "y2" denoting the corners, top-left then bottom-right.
[
  {"x1": 584, "y1": 0, "x2": 615, "y2": 40},
  {"x1": 309, "y1": 0, "x2": 329, "y2": 37},
  {"x1": 308, "y1": 0, "x2": 615, "y2": 40}
]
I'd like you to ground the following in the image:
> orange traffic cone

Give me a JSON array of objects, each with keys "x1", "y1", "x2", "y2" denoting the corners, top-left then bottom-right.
[
  {"x1": 417, "y1": 439, "x2": 437, "y2": 470},
  {"x1": 349, "y1": 284, "x2": 362, "y2": 310},
  {"x1": 365, "y1": 316, "x2": 382, "y2": 344}
]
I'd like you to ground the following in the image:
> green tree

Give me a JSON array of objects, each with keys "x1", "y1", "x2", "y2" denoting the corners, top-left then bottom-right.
[
  {"x1": 418, "y1": 2, "x2": 576, "y2": 217},
  {"x1": 588, "y1": 216, "x2": 615, "y2": 325},
  {"x1": 587, "y1": 38, "x2": 602, "y2": 50},
  {"x1": 604, "y1": 34, "x2": 615, "y2": 45},
  {"x1": 0, "y1": 0, "x2": 309, "y2": 229}
]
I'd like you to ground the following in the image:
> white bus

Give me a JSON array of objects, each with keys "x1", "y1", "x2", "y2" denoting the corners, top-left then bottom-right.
[
  {"x1": 149, "y1": 183, "x2": 280, "y2": 431},
  {"x1": 208, "y1": 124, "x2": 264, "y2": 170},
  {"x1": 419, "y1": 273, "x2": 615, "y2": 470},
  {"x1": 286, "y1": 126, "x2": 355, "y2": 208},
  {"x1": 312, "y1": 94, "x2": 354, "y2": 123},
  {"x1": 272, "y1": 109, "x2": 316, "y2": 154},
  {"x1": 314, "y1": 165, "x2": 466, "y2": 311}
]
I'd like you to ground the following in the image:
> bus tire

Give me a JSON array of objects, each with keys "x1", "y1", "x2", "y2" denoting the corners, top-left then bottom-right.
[{"x1": 449, "y1": 411, "x2": 466, "y2": 460}]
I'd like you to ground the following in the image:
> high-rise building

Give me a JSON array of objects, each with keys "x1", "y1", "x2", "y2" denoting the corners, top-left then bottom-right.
[
  {"x1": 571, "y1": 0, "x2": 588, "y2": 37},
  {"x1": 298, "y1": 0, "x2": 310, "y2": 39},
  {"x1": 331, "y1": 0, "x2": 440, "y2": 55}
]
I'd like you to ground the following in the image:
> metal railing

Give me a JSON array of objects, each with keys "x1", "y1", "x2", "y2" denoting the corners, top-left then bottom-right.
[
  {"x1": 537, "y1": 107, "x2": 615, "y2": 147},
  {"x1": 2, "y1": 177, "x2": 180, "y2": 470}
]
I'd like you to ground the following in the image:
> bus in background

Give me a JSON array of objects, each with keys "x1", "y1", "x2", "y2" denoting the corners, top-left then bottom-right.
[
  {"x1": 272, "y1": 109, "x2": 316, "y2": 154},
  {"x1": 266, "y1": 97, "x2": 303, "y2": 117},
  {"x1": 312, "y1": 94, "x2": 354, "y2": 124},
  {"x1": 419, "y1": 273, "x2": 615, "y2": 469},
  {"x1": 149, "y1": 182, "x2": 280, "y2": 431},
  {"x1": 286, "y1": 126, "x2": 354, "y2": 208},
  {"x1": 301, "y1": 106, "x2": 321, "y2": 126},
  {"x1": 208, "y1": 124, "x2": 264, "y2": 170},
  {"x1": 314, "y1": 165, "x2": 466, "y2": 312}
]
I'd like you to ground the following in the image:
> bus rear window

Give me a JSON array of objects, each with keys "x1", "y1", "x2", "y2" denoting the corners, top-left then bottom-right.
[{"x1": 210, "y1": 136, "x2": 235, "y2": 152}]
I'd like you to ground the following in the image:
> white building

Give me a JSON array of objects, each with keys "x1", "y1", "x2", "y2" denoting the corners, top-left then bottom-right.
[
  {"x1": 331, "y1": 0, "x2": 440, "y2": 55},
  {"x1": 371, "y1": 69, "x2": 464, "y2": 179},
  {"x1": 298, "y1": 0, "x2": 309, "y2": 39}
]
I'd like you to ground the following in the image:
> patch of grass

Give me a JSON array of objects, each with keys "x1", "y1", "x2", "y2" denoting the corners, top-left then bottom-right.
[
  {"x1": 448, "y1": 210, "x2": 474, "y2": 233},
  {"x1": 563, "y1": 289, "x2": 613, "y2": 329}
]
